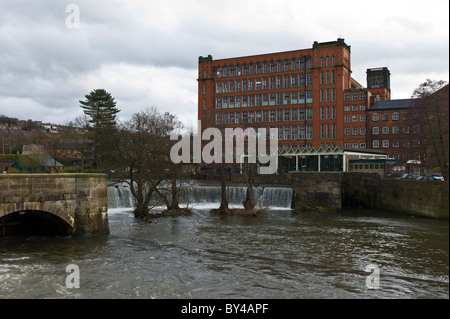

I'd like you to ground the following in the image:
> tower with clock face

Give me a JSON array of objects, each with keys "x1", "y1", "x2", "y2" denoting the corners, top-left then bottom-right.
[{"x1": 367, "y1": 67, "x2": 391, "y2": 102}]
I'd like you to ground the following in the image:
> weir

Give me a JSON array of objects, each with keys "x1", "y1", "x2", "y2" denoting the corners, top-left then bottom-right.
[{"x1": 107, "y1": 183, "x2": 293, "y2": 210}]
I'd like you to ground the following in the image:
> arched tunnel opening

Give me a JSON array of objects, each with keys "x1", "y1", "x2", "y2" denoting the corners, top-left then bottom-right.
[{"x1": 0, "y1": 211, "x2": 73, "y2": 237}]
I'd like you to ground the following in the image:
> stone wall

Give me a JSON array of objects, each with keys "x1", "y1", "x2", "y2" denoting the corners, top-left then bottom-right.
[
  {"x1": 0, "y1": 174, "x2": 109, "y2": 235},
  {"x1": 291, "y1": 173, "x2": 343, "y2": 212},
  {"x1": 341, "y1": 173, "x2": 449, "y2": 219},
  {"x1": 229, "y1": 172, "x2": 449, "y2": 218}
]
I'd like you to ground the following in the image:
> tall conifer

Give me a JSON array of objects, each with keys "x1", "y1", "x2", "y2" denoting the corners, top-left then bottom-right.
[{"x1": 79, "y1": 89, "x2": 120, "y2": 170}]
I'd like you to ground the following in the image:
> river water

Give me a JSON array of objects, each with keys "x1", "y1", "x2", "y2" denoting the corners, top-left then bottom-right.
[{"x1": 0, "y1": 184, "x2": 448, "y2": 299}]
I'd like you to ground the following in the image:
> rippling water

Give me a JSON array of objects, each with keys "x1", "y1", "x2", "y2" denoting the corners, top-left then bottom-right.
[{"x1": 0, "y1": 207, "x2": 448, "y2": 299}]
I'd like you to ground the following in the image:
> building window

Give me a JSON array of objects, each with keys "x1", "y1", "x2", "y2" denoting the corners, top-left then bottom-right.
[
  {"x1": 344, "y1": 94, "x2": 350, "y2": 101},
  {"x1": 299, "y1": 108, "x2": 305, "y2": 121},
  {"x1": 262, "y1": 77, "x2": 268, "y2": 90},
  {"x1": 284, "y1": 76, "x2": 289, "y2": 88},
  {"x1": 382, "y1": 113, "x2": 389, "y2": 121},
  {"x1": 403, "y1": 126, "x2": 409, "y2": 134},
  {"x1": 345, "y1": 128, "x2": 351, "y2": 135},
  {"x1": 352, "y1": 128, "x2": 358, "y2": 135},
  {"x1": 248, "y1": 111, "x2": 254, "y2": 123},
  {"x1": 352, "y1": 105, "x2": 358, "y2": 111},
  {"x1": 291, "y1": 108, "x2": 298, "y2": 121},
  {"x1": 276, "y1": 109, "x2": 283, "y2": 122},
  {"x1": 270, "y1": 110, "x2": 275, "y2": 122},
  {"x1": 306, "y1": 125, "x2": 313, "y2": 139},
  {"x1": 284, "y1": 109, "x2": 290, "y2": 121},
  {"x1": 382, "y1": 127, "x2": 389, "y2": 134},
  {"x1": 352, "y1": 115, "x2": 358, "y2": 122},
  {"x1": 392, "y1": 112, "x2": 399, "y2": 121},
  {"x1": 360, "y1": 104, "x2": 366, "y2": 111},
  {"x1": 299, "y1": 125, "x2": 305, "y2": 139},
  {"x1": 360, "y1": 127, "x2": 366, "y2": 135},
  {"x1": 292, "y1": 125, "x2": 298, "y2": 139},
  {"x1": 284, "y1": 93, "x2": 290, "y2": 105},
  {"x1": 255, "y1": 110, "x2": 261, "y2": 123},
  {"x1": 345, "y1": 115, "x2": 350, "y2": 123},
  {"x1": 360, "y1": 143, "x2": 366, "y2": 148},
  {"x1": 277, "y1": 76, "x2": 282, "y2": 89},
  {"x1": 372, "y1": 113, "x2": 379, "y2": 121},
  {"x1": 306, "y1": 74, "x2": 312, "y2": 86},
  {"x1": 393, "y1": 140, "x2": 399, "y2": 148},
  {"x1": 345, "y1": 105, "x2": 350, "y2": 112},
  {"x1": 383, "y1": 140, "x2": 389, "y2": 148},
  {"x1": 306, "y1": 108, "x2": 313, "y2": 121},
  {"x1": 360, "y1": 114, "x2": 366, "y2": 122},
  {"x1": 392, "y1": 126, "x2": 399, "y2": 134},
  {"x1": 373, "y1": 140, "x2": 379, "y2": 148},
  {"x1": 373, "y1": 127, "x2": 379, "y2": 134},
  {"x1": 284, "y1": 126, "x2": 290, "y2": 140}
]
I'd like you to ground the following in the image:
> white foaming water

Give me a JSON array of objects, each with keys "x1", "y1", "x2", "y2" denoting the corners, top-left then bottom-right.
[{"x1": 107, "y1": 184, "x2": 293, "y2": 211}]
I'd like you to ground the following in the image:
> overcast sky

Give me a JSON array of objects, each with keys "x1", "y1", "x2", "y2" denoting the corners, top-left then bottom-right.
[{"x1": 0, "y1": 0, "x2": 448, "y2": 127}]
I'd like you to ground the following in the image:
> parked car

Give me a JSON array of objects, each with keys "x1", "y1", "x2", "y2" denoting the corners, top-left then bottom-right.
[
  {"x1": 401, "y1": 174, "x2": 422, "y2": 180},
  {"x1": 425, "y1": 173, "x2": 445, "y2": 181}
]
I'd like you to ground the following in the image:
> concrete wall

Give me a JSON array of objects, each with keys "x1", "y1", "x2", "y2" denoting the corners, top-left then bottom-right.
[
  {"x1": 291, "y1": 173, "x2": 343, "y2": 212},
  {"x1": 229, "y1": 172, "x2": 449, "y2": 218},
  {"x1": 341, "y1": 173, "x2": 449, "y2": 219},
  {"x1": 0, "y1": 174, "x2": 109, "y2": 235}
]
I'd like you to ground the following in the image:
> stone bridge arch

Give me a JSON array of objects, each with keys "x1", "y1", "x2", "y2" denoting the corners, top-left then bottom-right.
[{"x1": 0, "y1": 174, "x2": 109, "y2": 236}]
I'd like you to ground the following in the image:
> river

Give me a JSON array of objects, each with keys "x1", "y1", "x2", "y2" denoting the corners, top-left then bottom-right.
[{"x1": 0, "y1": 184, "x2": 448, "y2": 299}]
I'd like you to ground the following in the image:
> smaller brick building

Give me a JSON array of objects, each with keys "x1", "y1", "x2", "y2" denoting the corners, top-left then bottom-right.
[{"x1": 366, "y1": 98, "x2": 422, "y2": 172}]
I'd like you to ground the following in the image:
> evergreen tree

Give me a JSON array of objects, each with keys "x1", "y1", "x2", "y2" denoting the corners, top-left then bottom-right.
[{"x1": 79, "y1": 89, "x2": 120, "y2": 170}]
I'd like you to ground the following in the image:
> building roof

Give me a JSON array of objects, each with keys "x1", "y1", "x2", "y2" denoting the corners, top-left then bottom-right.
[
  {"x1": 370, "y1": 98, "x2": 416, "y2": 111},
  {"x1": 278, "y1": 146, "x2": 388, "y2": 156}
]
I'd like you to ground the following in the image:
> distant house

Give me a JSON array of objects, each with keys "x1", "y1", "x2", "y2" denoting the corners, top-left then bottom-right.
[
  {"x1": 22, "y1": 144, "x2": 46, "y2": 155},
  {"x1": 11, "y1": 155, "x2": 64, "y2": 173}
]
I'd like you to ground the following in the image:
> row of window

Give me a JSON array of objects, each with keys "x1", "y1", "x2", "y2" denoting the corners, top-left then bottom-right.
[
  {"x1": 344, "y1": 93, "x2": 366, "y2": 101},
  {"x1": 371, "y1": 125, "x2": 420, "y2": 135},
  {"x1": 372, "y1": 139, "x2": 421, "y2": 148},
  {"x1": 345, "y1": 143, "x2": 367, "y2": 149},
  {"x1": 371, "y1": 112, "x2": 400, "y2": 121},
  {"x1": 345, "y1": 104, "x2": 366, "y2": 111},
  {"x1": 215, "y1": 74, "x2": 314, "y2": 93},
  {"x1": 344, "y1": 114, "x2": 366, "y2": 123},
  {"x1": 215, "y1": 58, "x2": 318, "y2": 77},
  {"x1": 215, "y1": 91, "x2": 314, "y2": 109},
  {"x1": 215, "y1": 108, "x2": 314, "y2": 124},
  {"x1": 345, "y1": 127, "x2": 366, "y2": 136}
]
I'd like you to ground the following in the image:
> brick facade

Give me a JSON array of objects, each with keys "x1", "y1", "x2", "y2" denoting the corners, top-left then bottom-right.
[{"x1": 198, "y1": 39, "x2": 390, "y2": 151}]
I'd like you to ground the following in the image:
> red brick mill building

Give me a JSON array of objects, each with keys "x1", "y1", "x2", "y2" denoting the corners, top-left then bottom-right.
[{"x1": 197, "y1": 39, "x2": 398, "y2": 173}]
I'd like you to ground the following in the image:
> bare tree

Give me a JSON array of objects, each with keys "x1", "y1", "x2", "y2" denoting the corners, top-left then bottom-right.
[
  {"x1": 411, "y1": 80, "x2": 449, "y2": 179},
  {"x1": 116, "y1": 107, "x2": 181, "y2": 220}
]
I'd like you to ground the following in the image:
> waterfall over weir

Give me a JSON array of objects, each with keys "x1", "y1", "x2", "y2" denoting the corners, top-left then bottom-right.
[{"x1": 107, "y1": 184, "x2": 293, "y2": 210}]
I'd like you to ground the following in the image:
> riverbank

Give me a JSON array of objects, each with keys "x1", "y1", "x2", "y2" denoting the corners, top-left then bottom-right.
[{"x1": 201, "y1": 172, "x2": 449, "y2": 219}]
